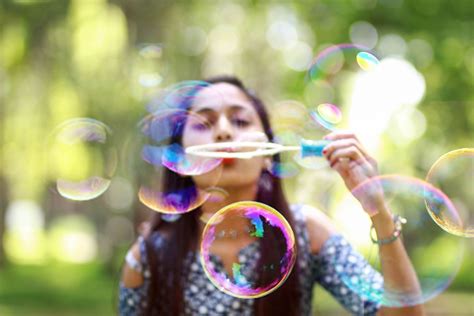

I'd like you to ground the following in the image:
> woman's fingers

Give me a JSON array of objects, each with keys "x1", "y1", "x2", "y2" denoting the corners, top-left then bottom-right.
[
  {"x1": 323, "y1": 131, "x2": 378, "y2": 170},
  {"x1": 325, "y1": 146, "x2": 364, "y2": 167},
  {"x1": 323, "y1": 130, "x2": 360, "y2": 142},
  {"x1": 323, "y1": 138, "x2": 370, "y2": 162}
]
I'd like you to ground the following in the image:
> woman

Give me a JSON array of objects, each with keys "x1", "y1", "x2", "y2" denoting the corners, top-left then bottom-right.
[{"x1": 119, "y1": 76, "x2": 424, "y2": 315}]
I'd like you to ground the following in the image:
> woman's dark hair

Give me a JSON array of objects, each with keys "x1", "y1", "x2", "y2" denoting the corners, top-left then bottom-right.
[{"x1": 142, "y1": 76, "x2": 302, "y2": 315}]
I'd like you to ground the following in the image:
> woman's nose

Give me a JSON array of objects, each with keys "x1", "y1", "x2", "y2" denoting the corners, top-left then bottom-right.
[{"x1": 214, "y1": 116, "x2": 233, "y2": 142}]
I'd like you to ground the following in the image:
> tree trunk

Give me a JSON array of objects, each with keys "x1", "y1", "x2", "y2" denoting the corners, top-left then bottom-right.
[{"x1": 0, "y1": 175, "x2": 8, "y2": 267}]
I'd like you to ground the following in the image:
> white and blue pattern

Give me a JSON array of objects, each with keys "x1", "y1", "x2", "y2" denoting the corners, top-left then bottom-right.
[{"x1": 119, "y1": 205, "x2": 382, "y2": 315}]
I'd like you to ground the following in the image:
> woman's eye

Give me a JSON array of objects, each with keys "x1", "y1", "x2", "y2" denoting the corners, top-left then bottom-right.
[
  {"x1": 192, "y1": 123, "x2": 210, "y2": 131},
  {"x1": 232, "y1": 119, "x2": 250, "y2": 127}
]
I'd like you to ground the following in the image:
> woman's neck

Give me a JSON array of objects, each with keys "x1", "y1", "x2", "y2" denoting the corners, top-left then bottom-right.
[{"x1": 199, "y1": 183, "x2": 259, "y2": 227}]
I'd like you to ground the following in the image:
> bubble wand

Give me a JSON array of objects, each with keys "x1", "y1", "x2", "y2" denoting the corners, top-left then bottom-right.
[{"x1": 185, "y1": 139, "x2": 330, "y2": 159}]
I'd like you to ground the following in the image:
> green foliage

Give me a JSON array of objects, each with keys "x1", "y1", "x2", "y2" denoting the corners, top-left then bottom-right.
[{"x1": 0, "y1": 0, "x2": 472, "y2": 314}]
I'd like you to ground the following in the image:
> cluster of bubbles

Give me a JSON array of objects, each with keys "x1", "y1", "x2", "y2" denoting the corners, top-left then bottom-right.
[
  {"x1": 47, "y1": 43, "x2": 473, "y2": 303},
  {"x1": 270, "y1": 44, "x2": 381, "y2": 177},
  {"x1": 307, "y1": 43, "x2": 380, "y2": 131}
]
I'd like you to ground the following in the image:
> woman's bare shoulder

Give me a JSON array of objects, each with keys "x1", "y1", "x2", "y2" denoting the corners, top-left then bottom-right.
[
  {"x1": 299, "y1": 205, "x2": 339, "y2": 255},
  {"x1": 121, "y1": 242, "x2": 144, "y2": 288}
]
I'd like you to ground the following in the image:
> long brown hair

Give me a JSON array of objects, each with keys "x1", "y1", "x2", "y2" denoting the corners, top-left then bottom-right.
[{"x1": 142, "y1": 76, "x2": 302, "y2": 315}]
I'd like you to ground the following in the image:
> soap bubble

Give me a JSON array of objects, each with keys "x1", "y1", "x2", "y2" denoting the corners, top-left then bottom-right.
[
  {"x1": 134, "y1": 109, "x2": 223, "y2": 214},
  {"x1": 307, "y1": 44, "x2": 380, "y2": 131},
  {"x1": 343, "y1": 175, "x2": 465, "y2": 307},
  {"x1": 426, "y1": 148, "x2": 474, "y2": 238},
  {"x1": 49, "y1": 118, "x2": 117, "y2": 201},
  {"x1": 200, "y1": 201, "x2": 297, "y2": 298}
]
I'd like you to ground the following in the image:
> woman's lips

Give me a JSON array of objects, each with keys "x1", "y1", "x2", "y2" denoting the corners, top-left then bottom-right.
[{"x1": 222, "y1": 158, "x2": 236, "y2": 165}]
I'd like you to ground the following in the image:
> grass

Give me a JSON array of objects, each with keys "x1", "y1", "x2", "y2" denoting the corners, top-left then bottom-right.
[
  {"x1": 0, "y1": 261, "x2": 472, "y2": 315},
  {"x1": 0, "y1": 262, "x2": 118, "y2": 316}
]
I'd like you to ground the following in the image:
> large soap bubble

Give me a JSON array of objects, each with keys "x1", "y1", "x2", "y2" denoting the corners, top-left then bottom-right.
[
  {"x1": 200, "y1": 201, "x2": 297, "y2": 298},
  {"x1": 342, "y1": 175, "x2": 465, "y2": 308},
  {"x1": 49, "y1": 118, "x2": 117, "y2": 201},
  {"x1": 128, "y1": 81, "x2": 226, "y2": 214},
  {"x1": 426, "y1": 148, "x2": 474, "y2": 238}
]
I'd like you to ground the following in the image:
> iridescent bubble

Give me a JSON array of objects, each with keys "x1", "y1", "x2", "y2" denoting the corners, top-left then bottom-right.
[
  {"x1": 133, "y1": 43, "x2": 167, "y2": 99},
  {"x1": 147, "y1": 81, "x2": 212, "y2": 113},
  {"x1": 310, "y1": 103, "x2": 342, "y2": 131},
  {"x1": 138, "y1": 44, "x2": 163, "y2": 59},
  {"x1": 135, "y1": 108, "x2": 223, "y2": 214},
  {"x1": 129, "y1": 81, "x2": 227, "y2": 214},
  {"x1": 426, "y1": 148, "x2": 474, "y2": 238},
  {"x1": 49, "y1": 118, "x2": 117, "y2": 201},
  {"x1": 200, "y1": 201, "x2": 297, "y2": 298},
  {"x1": 204, "y1": 186, "x2": 229, "y2": 203},
  {"x1": 356, "y1": 51, "x2": 380, "y2": 71},
  {"x1": 271, "y1": 101, "x2": 329, "y2": 175},
  {"x1": 271, "y1": 129, "x2": 302, "y2": 178},
  {"x1": 345, "y1": 175, "x2": 465, "y2": 307}
]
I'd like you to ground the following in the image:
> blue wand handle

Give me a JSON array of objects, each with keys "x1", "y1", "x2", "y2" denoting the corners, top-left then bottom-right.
[{"x1": 300, "y1": 139, "x2": 330, "y2": 158}]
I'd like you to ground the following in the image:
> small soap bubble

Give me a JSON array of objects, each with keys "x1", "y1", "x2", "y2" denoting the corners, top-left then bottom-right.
[
  {"x1": 310, "y1": 103, "x2": 342, "y2": 131},
  {"x1": 356, "y1": 51, "x2": 380, "y2": 71}
]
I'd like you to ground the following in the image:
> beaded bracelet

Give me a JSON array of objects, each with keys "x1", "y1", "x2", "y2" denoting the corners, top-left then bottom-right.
[
  {"x1": 125, "y1": 250, "x2": 143, "y2": 273},
  {"x1": 370, "y1": 214, "x2": 407, "y2": 245}
]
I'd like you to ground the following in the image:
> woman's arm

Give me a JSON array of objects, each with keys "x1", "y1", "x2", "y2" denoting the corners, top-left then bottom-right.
[
  {"x1": 121, "y1": 242, "x2": 144, "y2": 288},
  {"x1": 323, "y1": 131, "x2": 424, "y2": 316},
  {"x1": 119, "y1": 237, "x2": 150, "y2": 315},
  {"x1": 303, "y1": 205, "x2": 383, "y2": 315}
]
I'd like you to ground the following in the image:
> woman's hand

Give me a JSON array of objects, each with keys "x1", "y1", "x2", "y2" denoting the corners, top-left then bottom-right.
[{"x1": 322, "y1": 130, "x2": 385, "y2": 215}]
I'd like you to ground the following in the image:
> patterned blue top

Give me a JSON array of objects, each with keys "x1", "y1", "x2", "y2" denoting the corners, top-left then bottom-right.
[{"x1": 119, "y1": 205, "x2": 383, "y2": 315}]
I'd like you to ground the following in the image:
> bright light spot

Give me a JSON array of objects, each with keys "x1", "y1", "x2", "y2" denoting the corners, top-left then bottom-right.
[
  {"x1": 6, "y1": 200, "x2": 44, "y2": 231},
  {"x1": 4, "y1": 200, "x2": 46, "y2": 264},
  {"x1": 283, "y1": 41, "x2": 313, "y2": 71},
  {"x1": 348, "y1": 57, "x2": 426, "y2": 151},
  {"x1": 48, "y1": 215, "x2": 98, "y2": 263},
  {"x1": 138, "y1": 73, "x2": 162, "y2": 88},
  {"x1": 349, "y1": 21, "x2": 378, "y2": 49}
]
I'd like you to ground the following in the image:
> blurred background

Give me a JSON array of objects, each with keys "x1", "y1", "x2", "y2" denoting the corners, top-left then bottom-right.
[{"x1": 0, "y1": 0, "x2": 472, "y2": 315}]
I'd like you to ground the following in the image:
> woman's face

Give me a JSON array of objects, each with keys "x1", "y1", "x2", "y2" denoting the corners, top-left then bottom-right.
[{"x1": 182, "y1": 83, "x2": 267, "y2": 189}]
